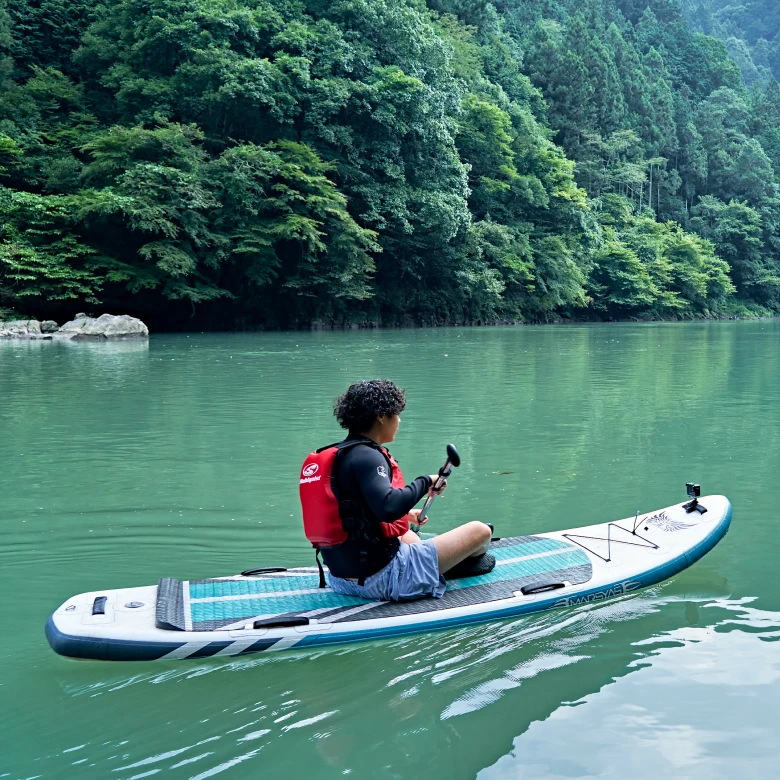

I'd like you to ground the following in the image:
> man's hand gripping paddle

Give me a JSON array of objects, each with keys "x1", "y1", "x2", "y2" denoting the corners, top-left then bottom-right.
[{"x1": 411, "y1": 443, "x2": 460, "y2": 533}]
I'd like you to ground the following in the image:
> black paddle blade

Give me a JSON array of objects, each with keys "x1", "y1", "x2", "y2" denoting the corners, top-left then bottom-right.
[{"x1": 446, "y1": 443, "x2": 461, "y2": 467}]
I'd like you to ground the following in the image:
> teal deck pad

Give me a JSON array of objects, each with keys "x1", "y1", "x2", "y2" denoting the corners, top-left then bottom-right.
[
  {"x1": 157, "y1": 535, "x2": 593, "y2": 631},
  {"x1": 189, "y1": 574, "x2": 323, "y2": 600},
  {"x1": 191, "y1": 592, "x2": 367, "y2": 624},
  {"x1": 448, "y1": 549, "x2": 591, "y2": 591},
  {"x1": 187, "y1": 536, "x2": 575, "y2": 601}
]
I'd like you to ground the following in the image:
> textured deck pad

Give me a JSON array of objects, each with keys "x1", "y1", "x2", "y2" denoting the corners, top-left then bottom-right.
[{"x1": 156, "y1": 536, "x2": 592, "y2": 632}]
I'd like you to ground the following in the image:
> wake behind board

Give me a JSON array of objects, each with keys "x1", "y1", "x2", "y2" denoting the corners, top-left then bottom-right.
[{"x1": 46, "y1": 495, "x2": 731, "y2": 662}]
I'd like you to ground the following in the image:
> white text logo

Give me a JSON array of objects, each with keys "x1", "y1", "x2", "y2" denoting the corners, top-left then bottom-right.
[
  {"x1": 302, "y1": 463, "x2": 319, "y2": 477},
  {"x1": 552, "y1": 580, "x2": 641, "y2": 608}
]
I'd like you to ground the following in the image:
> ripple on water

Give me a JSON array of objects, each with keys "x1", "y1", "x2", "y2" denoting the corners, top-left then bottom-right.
[{"x1": 478, "y1": 599, "x2": 780, "y2": 780}]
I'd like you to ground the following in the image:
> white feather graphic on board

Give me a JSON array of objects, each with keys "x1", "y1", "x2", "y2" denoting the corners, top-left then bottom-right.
[{"x1": 644, "y1": 511, "x2": 694, "y2": 532}]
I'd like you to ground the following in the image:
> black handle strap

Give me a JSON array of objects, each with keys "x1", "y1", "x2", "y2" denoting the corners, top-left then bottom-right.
[
  {"x1": 241, "y1": 567, "x2": 288, "y2": 576},
  {"x1": 520, "y1": 582, "x2": 566, "y2": 595},
  {"x1": 253, "y1": 616, "x2": 310, "y2": 629},
  {"x1": 92, "y1": 596, "x2": 107, "y2": 615}
]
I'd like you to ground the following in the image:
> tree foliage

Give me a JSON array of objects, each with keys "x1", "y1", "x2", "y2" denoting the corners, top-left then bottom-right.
[{"x1": 0, "y1": 0, "x2": 779, "y2": 325}]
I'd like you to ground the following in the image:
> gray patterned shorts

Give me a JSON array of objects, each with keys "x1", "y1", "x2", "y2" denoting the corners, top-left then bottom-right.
[{"x1": 328, "y1": 539, "x2": 447, "y2": 602}]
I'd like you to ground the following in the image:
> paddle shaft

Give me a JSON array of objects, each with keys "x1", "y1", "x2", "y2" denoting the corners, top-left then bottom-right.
[{"x1": 416, "y1": 460, "x2": 452, "y2": 526}]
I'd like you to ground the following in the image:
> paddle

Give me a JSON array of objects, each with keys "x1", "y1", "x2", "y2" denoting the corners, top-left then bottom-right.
[{"x1": 411, "y1": 443, "x2": 460, "y2": 532}]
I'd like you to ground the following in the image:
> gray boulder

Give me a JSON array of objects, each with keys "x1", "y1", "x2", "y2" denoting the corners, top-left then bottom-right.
[
  {"x1": 40, "y1": 320, "x2": 59, "y2": 333},
  {"x1": 0, "y1": 319, "x2": 50, "y2": 339},
  {"x1": 55, "y1": 313, "x2": 149, "y2": 340}
]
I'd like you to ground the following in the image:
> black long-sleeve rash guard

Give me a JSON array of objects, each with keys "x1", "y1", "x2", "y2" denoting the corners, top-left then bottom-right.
[
  {"x1": 336, "y1": 435, "x2": 432, "y2": 524},
  {"x1": 320, "y1": 436, "x2": 432, "y2": 579}
]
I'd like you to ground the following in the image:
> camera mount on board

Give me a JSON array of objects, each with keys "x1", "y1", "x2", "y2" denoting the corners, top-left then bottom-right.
[{"x1": 683, "y1": 482, "x2": 707, "y2": 514}]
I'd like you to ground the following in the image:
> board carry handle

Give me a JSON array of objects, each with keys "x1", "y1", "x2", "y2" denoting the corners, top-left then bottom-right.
[
  {"x1": 520, "y1": 582, "x2": 566, "y2": 596},
  {"x1": 241, "y1": 567, "x2": 288, "y2": 576},
  {"x1": 92, "y1": 596, "x2": 108, "y2": 615},
  {"x1": 253, "y1": 616, "x2": 310, "y2": 629}
]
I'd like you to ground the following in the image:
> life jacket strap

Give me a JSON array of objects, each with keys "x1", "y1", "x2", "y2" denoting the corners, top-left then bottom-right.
[
  {"x1": 315, "y1": 548, "x2": 326, "y2": 589},
  {"x1": 338, "y1": 499, "x2": 365, "y2": 534},
  {"x1": 316, "y1": 439, "x2": 377, "y2": 455},
  {"x1": 358, "y1": 546, "x2": 368, "y2": 587}
]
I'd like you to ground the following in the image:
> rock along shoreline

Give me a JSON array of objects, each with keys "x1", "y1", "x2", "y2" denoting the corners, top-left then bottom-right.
[{"x1": 0, "y1": 313, "x2": 149, "y2": 340}]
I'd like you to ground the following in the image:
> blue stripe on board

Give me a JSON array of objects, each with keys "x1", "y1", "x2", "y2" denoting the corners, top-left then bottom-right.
[
  {"x1": 188, "y1": 538, "x2": 577, "y2": 601},
  {"x1": 490, "y1": 537, "x2": 571, "y2": 562},
  {"x1": 189, "y1": 575, "x2": 321, "y2": 599},
  {"x1": 190, "y1": 591, "x2": 369, "y2": 624},
  {"x1": 189, "y1": 641, "x2": 233, "y2": 658}
]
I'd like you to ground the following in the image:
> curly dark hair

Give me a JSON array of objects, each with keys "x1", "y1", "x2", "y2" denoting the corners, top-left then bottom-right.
[{"x1": 334, "y1": 380, "x2": 407, "y2": 432}]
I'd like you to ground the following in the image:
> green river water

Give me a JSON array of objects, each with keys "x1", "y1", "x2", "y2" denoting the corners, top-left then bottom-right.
[{"x1": 1, "y1": 322, "x2": 779, "y2": 779}]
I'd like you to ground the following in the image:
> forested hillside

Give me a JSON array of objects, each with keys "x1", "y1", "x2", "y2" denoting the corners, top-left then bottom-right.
[
  {"x1": 1, "y1": 0, "x2": 779, "y2": 328},
  {"x1": 681, "y1": 0, "x2": 780, "y2": 85}
]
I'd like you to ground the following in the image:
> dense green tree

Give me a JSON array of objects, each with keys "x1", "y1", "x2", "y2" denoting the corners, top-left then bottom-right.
[
  {"x1": 690, "y1": 195, "x2": 780, "y2": 300},
  {"x1": 681, "y1": 0, "x2": 780, "y2": 83},
  {"x1": 0, "y1": 189, "x2": 102, "y2": 312},
  {"x1": 591, "y1": 192, "x2": 735, "y2": 315},
  {"x1": 590, "y1": 237, "x2": 657, "y2": 315},
  {"x1": 208, "y1": 139, "x2": 380, "y2": 321},
  {"x1": 751, "y1": 80, "x2": 780, "y2": 177}
]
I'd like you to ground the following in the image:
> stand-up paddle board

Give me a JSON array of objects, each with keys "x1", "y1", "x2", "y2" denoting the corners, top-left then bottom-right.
[{"x1": 45, "y1": 492, "x2": 731, "y2": 662}]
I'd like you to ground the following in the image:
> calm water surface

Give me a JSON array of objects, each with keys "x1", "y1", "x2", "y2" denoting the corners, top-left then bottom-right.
[{"x1": 1, "y1": 322, "x2": 779, "y2": 779}]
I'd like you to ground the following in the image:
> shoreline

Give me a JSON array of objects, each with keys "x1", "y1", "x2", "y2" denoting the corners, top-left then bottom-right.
[
  {"x1": 155, "y1": 312, "x2": 780, "y2": 334},
  {"x1": 2, "y1": 311, "x2": 777, "y2": 338}
]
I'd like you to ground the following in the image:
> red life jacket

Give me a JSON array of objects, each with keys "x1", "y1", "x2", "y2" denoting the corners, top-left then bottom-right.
[{"x1": 299, "y1": 440, "x2": 410, "y2": 547}]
